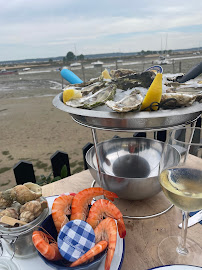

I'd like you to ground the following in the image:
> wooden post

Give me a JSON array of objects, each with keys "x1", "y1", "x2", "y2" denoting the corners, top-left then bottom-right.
[
  {"x1": 13, "y1": 160, "x2": 36, "y2": 185},
  {"x1": 179, "y1": 61, "x2": 182, "y2": 73},
  {"x1": 62, "y1": 77, "x2": 64, "y2": 89},
  {"x1": 116, "y1": 60, "x2": 118, "y2": 70},
  {"x1": 142, "y1": 62, "x2": 145, "y2": 72},
  {"x1": 172, "y1": 59, "x2": 175, "y2": 73},
  {"x1": 50, "y1": 151, "x2": 71, "y2": 178},
  {"x1": 81, "y1": 62, "x2": 86, "y2": 83}
]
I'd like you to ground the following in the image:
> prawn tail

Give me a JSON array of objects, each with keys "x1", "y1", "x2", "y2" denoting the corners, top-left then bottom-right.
[
  {"x1": 117, "y1": 217, "x2": 126, "y2": 238},
  {"x1": 105, "y1": 246, "x2": 116, "y2": 270},
  {"x1": 70, "y1": 240, "x2": 108, "y2": 267},
  {"x1": 103, "y1": 190, "x2": 118, "y2": 201}
]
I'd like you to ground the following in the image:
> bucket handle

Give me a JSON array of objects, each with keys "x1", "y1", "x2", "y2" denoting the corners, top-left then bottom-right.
[{"x1": 0, "y1": 235, "x2": 18, "y2": 259}]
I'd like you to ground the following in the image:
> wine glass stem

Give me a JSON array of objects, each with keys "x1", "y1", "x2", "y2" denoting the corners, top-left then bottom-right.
[{"x1": 177, "y1": 210, "x2": 189, "y2": 255}]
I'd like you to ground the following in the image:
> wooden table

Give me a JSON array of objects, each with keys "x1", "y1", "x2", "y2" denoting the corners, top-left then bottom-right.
[{"x1": 42, "y1": 169, "x2": 202, "y2": 270}]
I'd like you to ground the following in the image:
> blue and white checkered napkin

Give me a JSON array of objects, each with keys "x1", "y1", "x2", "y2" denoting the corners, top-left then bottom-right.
[{"x1": 57, "y1": 220, "x2": 95, "y2": 262}]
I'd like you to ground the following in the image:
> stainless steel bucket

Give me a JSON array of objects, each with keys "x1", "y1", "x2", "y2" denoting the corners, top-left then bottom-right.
[
  {"x1": 0, "y1": 197, "x2": 49, "y2": 258},
  {"x1": 86, "y1": 138, "x2": 181, "y2": 200}
]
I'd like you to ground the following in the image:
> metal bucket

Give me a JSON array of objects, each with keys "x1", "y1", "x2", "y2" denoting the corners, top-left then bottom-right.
[
  {"x1": 0, "y1": 197, "x2": 49, "y2": 258},
  {"x1": 86, "y1": 137, "x2": 181, "y2": 200}
]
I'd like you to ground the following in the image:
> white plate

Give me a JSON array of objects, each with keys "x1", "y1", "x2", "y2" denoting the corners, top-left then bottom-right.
[
  {"x1": 1, "y1": 194, "x2": 125, "y2": 270},
  {"x1": 149, "y1": 265, "x2": 202, "y2": 270}
]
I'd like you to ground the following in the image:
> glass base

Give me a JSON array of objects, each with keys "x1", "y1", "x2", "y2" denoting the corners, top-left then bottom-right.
[{"x1": 158, "y1": 236, "x2": 202, "y2": 266}]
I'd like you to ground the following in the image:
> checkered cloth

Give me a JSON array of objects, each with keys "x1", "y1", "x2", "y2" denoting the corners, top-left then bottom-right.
[{"x1": 57, "y1": 220, "x2": 95, "y2": 262}]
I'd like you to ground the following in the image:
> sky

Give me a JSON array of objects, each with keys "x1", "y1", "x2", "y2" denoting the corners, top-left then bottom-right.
[{"x1": 1, "y1": 0, "x2": 202, "y2": 61}]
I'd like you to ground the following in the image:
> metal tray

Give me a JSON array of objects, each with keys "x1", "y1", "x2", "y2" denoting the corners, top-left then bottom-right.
[{"x1": 53, "y1": 93, "x2": 202, "y2": 131}]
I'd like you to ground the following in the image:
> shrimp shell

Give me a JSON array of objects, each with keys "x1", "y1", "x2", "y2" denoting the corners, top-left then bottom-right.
[
  {"x1": 52, "y1": 194, "x2": 75, "y2": 233},
  {"x1": 94, "y1": 217, "x2": 117, "y2": 270},
  {"x1": 32, "y1": 231, "x2": 62, "y2": 261},
  {"x1": 70, "y1": 240, "x2": 108, "y2": 267},
  {"x1": 71, "y1": 187, "x2": 118, "y2": 221},
  {"x1": 86, "y1": 199, "x2": 126, "y2": 238}
]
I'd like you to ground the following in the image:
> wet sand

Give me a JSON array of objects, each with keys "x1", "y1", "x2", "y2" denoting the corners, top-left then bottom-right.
[{"x1": 0, "y1": 95, "x2": 127, "y2": 190}]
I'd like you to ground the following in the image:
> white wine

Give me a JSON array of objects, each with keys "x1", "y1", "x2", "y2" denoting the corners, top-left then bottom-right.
[{"x1": 160, "y1": 167, "x2": 202, "y2": 211}]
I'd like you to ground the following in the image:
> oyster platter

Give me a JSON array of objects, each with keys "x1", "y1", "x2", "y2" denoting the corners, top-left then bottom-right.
[{"x1": 53, "y1": 68, "x2": 202, "y2": 131}]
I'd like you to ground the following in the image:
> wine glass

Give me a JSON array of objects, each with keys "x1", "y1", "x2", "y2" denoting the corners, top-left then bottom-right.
[{"x1": 158, "y1": 126, "x2": 202, "y2": 266}]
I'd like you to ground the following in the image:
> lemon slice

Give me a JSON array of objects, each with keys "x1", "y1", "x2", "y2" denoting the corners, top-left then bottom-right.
[
  {"x1": 63, "y1": 88, "x2": 82, "y2": 103},
  {"x1": 141, "y1": 73, "x2": 162, "y2": 111},
  {"x1": 102, "y1": 69, "x2": 112, "y2": 79}
]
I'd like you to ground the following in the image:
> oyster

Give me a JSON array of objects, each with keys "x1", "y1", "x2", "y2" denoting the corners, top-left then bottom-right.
[
  {"x1": 110, "y1": 69, "x2": 137, "y2": 78},
  {"x1": 106, "y1": 90, "x2": 143, "y2": 112},
  {"x1": 160, "y1": 92, "x2": 197, "y2": 108},
  {"x1": 66, "y1": 84, "x2": 117, "y2": 109},
  {"x1": 165, "y1": 86, "x2": 202, "y2": 103},
  {"x1": 81, "y1": 82, "x2": 106, "y2": 96},
  {"x1": 111, "y1": 70, "x2": 155, "y2": 90},
  {"x1": 164, "y1": 81, "x2": 187, "y2": 88},
  {"x1": 68, "y1": 77, "x2": 99, "y2": 88}
]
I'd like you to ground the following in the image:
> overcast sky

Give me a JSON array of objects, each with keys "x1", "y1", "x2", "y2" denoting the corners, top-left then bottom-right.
[{"x1": 1, "y1": 0, "x2": 202, "y2": 61}]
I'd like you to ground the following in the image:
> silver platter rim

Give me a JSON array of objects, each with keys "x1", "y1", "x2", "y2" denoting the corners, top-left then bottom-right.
[{"x1": 53, "y1": 93, "x2": 202, "y2": 130}]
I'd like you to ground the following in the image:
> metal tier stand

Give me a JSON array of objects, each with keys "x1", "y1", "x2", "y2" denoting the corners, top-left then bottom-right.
[
  {"x1": 52, "y1": 92, "x2": 202, "y2": 219},
  {"x1": 72, "y1": 115, "x2": 200, "y2": 220}
]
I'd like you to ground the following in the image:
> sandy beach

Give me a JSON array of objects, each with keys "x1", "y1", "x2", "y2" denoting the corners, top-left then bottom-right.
[
  {"x1": 0, "y1": 95, "x2": 126, "y2": 190},
  {"x1": 0, "y1": 54, "x2": 201, "y2": 191}
]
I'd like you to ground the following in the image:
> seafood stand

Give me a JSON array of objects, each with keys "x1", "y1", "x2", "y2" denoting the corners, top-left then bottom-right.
[{"x1": 53, "y1": 67, "x2": 202, "y2": 218}]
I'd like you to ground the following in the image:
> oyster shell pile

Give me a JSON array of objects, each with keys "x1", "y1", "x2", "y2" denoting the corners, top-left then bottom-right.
[{"x1": 63, "y1": 68, "x2": 202, "y2": 113}]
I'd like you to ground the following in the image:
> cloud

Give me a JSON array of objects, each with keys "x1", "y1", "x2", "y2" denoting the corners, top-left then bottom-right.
[{"x1": 0, "y1": 0, "x2": 202, "y2": 60}]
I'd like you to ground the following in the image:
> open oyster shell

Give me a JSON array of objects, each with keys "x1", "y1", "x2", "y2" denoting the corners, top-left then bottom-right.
[
  {"x1": 66, "y1": 84, "x2": 117, "y2": 109},
  {"x1": 106, "y1": 90, "x2": 143, "y2": 112},
  {"x1": 160, "y1": 92, "x2": 197, "y2": 108},
  {"x1": 165, "y1": 86, "x2": 202, "y2": 103},
  {"x1": 81, "y1": 82, "x2": 106, "y2": 96}
]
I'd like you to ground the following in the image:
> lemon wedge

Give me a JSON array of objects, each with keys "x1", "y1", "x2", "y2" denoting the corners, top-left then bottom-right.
[
  {"x1": 141, "y1": 73, "x2": 162, "y2": 111},
  {"x1": 102, "y1": 69, "x2": 112, "y2": 79},
  {"x1": 63, "y1": 88, "x2": 82, "y2": 103}
]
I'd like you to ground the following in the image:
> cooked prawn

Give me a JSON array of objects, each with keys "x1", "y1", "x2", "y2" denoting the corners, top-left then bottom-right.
[
  {"x1": 94, "y1": 217, "x2": 117, "y2": 270},
  {"x1": 52, "y1": 193, "x2": 75, "y2": 233},
  {"x1": 71, "y1": 187, "x2": 118, "y2": 221},
  {"x1": 70, "y1": 240, "x2": 108, "y2": 267},
  {"x1": 86, "y1": 199, "x2": 126, "y2": 238},
  {"x1": 32, "y1": 230, "x2": 62, "y2": 261}
]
